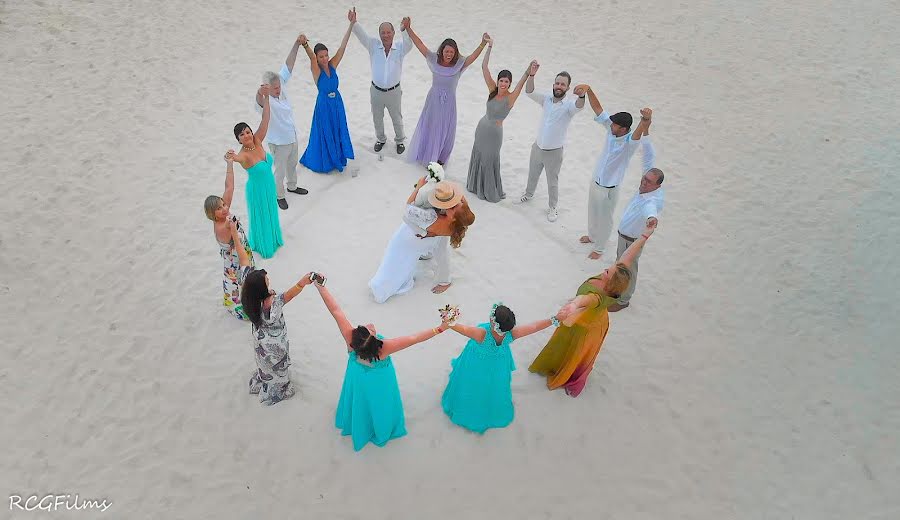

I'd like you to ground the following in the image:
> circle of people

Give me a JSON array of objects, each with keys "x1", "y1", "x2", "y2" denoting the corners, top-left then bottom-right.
[{"x1": 203, "y1": 8, "x2": 666, "y2": 451}]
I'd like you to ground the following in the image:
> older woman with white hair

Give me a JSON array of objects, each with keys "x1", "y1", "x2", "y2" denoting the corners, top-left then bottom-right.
[
  {"x1": 368, "y1": 178, "x2": 475, "y2": 303},
  {"x1": 255, "y1": 34, "x2": 310, "y2": 210}
]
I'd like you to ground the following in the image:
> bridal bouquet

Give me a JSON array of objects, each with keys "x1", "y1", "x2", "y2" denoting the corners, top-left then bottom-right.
[
  {"x1": 425, "y1": 162, "x2": 445, "y2": 183},
  {"x1": 438, "y1": 304, "x2": 460, "y2": 326}
]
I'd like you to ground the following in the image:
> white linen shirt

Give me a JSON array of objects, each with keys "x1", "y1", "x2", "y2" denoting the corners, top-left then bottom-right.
[
  {"x1": 254, "y1": 64, "x2": 298, "y2": 145},
  {"x1": 353, "y1": 24, "x2": 412, "y2": 89},
  {"x1": 592, "y1": 111, "x2": 656, "y2": 187},
  {"x1": 618, "y1": 187, "x2": 665, "y2": 239},
  {"x1": 527, "y1": 91, "x2": 582, "y2": 150}
]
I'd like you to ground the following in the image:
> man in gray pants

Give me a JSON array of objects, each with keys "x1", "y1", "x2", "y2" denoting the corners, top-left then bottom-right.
[
  {"x1": 349, "y1": 8, "x2": 412, "y2": 154},
  {"x1": 517, "y1": 60, "x2": 585, "y2": 222},
  {"x1": 256, "y1": 34, "x2": 309, "y2": 210}
]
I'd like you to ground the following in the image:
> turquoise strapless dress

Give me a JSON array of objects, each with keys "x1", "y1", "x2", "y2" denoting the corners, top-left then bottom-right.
[
  {"x1": 441, "y1": 323, "x2": 516, "y2": 433},
  {"x1": 244, "y1": 153, "x2": 283, "y2": 259},
  {"x1": 335, "y1": 348, "x2": 407, "y2": 451}
]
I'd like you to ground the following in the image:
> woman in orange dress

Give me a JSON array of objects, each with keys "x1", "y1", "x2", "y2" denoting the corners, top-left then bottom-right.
[{"x1": 529, "y1": 219, "x2": 657, "y2": 397}]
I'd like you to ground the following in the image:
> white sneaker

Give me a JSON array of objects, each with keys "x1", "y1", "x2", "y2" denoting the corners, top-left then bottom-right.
[
  {"x1": 547, "y1": 207, "x2": 559, "y2": 222},
  {"x1": 515, "y1": 194, "x2": 533, "y2": 204}
]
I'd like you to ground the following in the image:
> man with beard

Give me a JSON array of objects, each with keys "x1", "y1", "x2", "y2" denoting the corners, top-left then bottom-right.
[
  {"x1": 349, "y1": 8, "x2": 413, "y2": 154},
  {"x1": 516, "y1": 60, "x2": 585, "y2": 222}
]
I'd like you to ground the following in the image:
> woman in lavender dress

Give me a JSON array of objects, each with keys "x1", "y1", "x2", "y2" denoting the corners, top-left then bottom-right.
[{"x1": 402, "y1": 17, "x2": 489, "y2": 166}]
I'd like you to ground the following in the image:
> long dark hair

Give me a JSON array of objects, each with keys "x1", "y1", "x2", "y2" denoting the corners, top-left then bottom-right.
[
  {"x1": 436, "y1": 38, "x2": 460, "y2": 66},
  {"x1": 240, "y1": 269, "x2": 270, "y2": 328},
  {"x1": 350, "y1": 326, "x2": 384, "y2": 363},
  {"x1": 488, "y1": 69, "x2": 513, "y2": 100}
]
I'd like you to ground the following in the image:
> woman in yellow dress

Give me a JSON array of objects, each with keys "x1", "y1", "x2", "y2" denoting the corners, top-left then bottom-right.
[{"x1": 529, "y1": 219, "x2": 657, "y2": 397}]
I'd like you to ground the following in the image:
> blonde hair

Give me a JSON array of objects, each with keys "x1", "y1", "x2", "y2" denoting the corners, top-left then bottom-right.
[
  {"x1": 204, "y1": 195, "x2": 223, "y2": 221},
  {"x1": 449, "y1": 203, "x2": 475, "y2": 248},
  {"x1": 604, "y1": 263, "x2": 632, "y2": 299}
]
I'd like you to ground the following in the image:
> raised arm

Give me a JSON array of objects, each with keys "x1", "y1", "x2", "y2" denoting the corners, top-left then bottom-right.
[
  {"x1": 230, "y1": 220, "x2": 251, "y2": 267},
  {"x1": 281, "y1": 272, "x2": 314, "y2": 305},
  {"x1": 510, "y1": 316, "x2": 558, "y2": 340},
  {"x1": 223, "y1": 151, "x2": 236, "y2": 206},
  {"x1": 330, "y1": 19, "x2": 355, "y2": 69},
  {"x1": 403, "y1": 21, "x2": 430, "y2": 58},
  {"x1": 407, "y1": 176, "x2": 427, "y2": 203},
  {"x1": 630, "y1": 107, "x2": 652, "y2": 141},
  {"x1": 619, "y1": 220, "x2": 657, "y2": 270},
  {"x1": 574, "y1": 87, "x2": 586, "y2": 109},
  {"x1": 448, "y1": 322, "x2": 487, "y2": 343},
  {"x1": 299, "y1": 34, "x2": 321, "y2": 82},
  {"x1": 580, "y1": 84, "x2": 604, "y2": 116},
  {"x1": 349, "y1": 8, "x2": 374, "y2": 51},
  {"x1": 254, "y1": 84, "x2": 271, "y2": 144},
  {"x1": 506, "y1": 62, "x2": 531, "y2": 107},
  {"x1": 314, "y1": 283, "x2": 354, "y2": 346},
  {"x1": 286, "y1": 34, "x2": 303, "y2": 73},
  {"x1": 481, "y1": 40, "x2": 496, "y2": 93},
  {"x1": 462, "y1": 32, "x2": 489, "y2": 70},
  {"x1": 381, "y1": 323, "x2": 448, "y2": 356}
]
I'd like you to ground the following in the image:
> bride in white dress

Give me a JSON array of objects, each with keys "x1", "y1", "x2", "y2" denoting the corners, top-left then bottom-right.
[{"x1": 369, "y1": 179, "x2": 475, "y2": 303}]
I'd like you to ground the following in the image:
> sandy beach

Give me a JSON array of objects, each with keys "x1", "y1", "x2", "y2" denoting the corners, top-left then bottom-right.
[{"x1": 1, "y1": 0, "x2": 898, "y2": 518}]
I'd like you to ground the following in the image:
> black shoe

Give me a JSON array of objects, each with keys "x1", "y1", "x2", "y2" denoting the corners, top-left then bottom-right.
[
  {"x1": 374, "y1": 141, "x2": 385, "y2": 152},
  {"x1": 277, "y1": 198, "x2": 288, "y2": 210},
  {"x1": 437, "y1": 160, "x2": 444, "y2": 166},
  {"x1": 396, "y1": 143, "x2": 406, "y2": 155},
  {"x1": 287, "y1": 187, "x2": 309, "y2": 195}
]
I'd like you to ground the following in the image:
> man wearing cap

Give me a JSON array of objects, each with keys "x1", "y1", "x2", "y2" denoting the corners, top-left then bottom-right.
[
  {"x1": 608, "y1": 166, "x2": 665, "y2": 312},
  {"x1": 349, "y1": 8, "x2": 412, "y2": 154},
  {"x1": 575, "y1": 84, "x2": 654, "y2": 259},
  {"x1": 516, "y1": 61, "x2": 585, "y2": 222},
  {"x1": 256, "y1": 35, "x2": 310, "y2": 211}
]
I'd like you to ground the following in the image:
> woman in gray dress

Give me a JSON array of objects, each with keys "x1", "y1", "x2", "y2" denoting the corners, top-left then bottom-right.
[{"x1": 465, "y1": 39, "x2": 532, "y2": 202}]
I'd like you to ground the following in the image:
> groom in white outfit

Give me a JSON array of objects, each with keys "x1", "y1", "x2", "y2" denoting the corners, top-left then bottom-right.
[{"x1": 575, "y1": 84, "x2": 654, "y2": 259}]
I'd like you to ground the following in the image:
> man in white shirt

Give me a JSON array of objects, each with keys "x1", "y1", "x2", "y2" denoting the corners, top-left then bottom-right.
[
  {"x1": 576, "y1": 86, "x2": 654, "y2": 259},
  {"x1": 516, "y1": 61, "x2": 585, "y2": 222},
  {"x1": 609, "y1": 167, "x2": 665, "y2": 311},
  {"x1": 256, "y1": 35, "x2": 309, "y2": 210},
  {"x1": 349, "y1": 8, "x2": 412, "y2": 154}
]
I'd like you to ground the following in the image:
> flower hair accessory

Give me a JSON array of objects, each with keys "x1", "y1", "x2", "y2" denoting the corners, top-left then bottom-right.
[
  {"x1": 489, "y1": 302, "x2": 504, "y2": 335},
  {"x1": 439, "y1": 304, "x2": 460, "y2": 326},
  {"x1": 425, "y1": 162, "x2": 445, "y2": 183}
]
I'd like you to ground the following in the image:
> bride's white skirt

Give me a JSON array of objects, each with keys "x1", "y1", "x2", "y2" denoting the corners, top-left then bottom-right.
[{"x1": 369, "y1": 222, "x2": 441, "y2": 303}]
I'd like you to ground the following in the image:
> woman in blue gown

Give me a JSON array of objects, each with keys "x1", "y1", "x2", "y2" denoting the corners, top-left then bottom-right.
[
  {"x1": 230, "y1": 84, "x2": 283, "y2": 259},
  {"x1": 311, "y1": 276, "x2": 450, "y2": 451},
  {"x1": 441, "y1": 303, "x2": 562, "y2": 434},
  {"x1": 298, "y1": 24, "x2": 355, "y2": 174}
]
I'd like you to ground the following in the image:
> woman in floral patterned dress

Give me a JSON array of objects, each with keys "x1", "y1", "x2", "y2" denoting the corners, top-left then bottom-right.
[
  {"x1": 230, "y1": 220, "x2": 314, "y2": 405},
  {"x1": 204, "y1": 151, "x2": 255, "y2": 320}
]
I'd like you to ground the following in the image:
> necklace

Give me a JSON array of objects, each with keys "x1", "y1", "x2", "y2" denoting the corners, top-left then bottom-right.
[{"x1": 243, "y1": 145, "x2": 256, "y2": 151}]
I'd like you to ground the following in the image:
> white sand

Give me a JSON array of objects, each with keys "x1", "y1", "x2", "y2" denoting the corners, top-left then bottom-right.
[{"x1": 2, "y1": 0, "x2": 898, "y2": 518}]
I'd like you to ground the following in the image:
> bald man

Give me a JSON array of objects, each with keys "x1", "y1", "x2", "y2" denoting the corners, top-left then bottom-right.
[{"x1": 350, "y1": 8, "x2": 413, "y2": 154}]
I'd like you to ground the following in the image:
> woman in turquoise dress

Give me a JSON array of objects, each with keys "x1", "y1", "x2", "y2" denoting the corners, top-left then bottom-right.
[
  {"x1": 230, "y1": 84, "x2": 283, "y2": 259},
  {"x1": 297, "y1": 26, "x2": 355, "y2": 173},
  {"x1": 312, "y1": 277, "x2": 450, "y2": 451},
  {"x1": 442, "y1": 303, "x2": 561, "y2": 434}
]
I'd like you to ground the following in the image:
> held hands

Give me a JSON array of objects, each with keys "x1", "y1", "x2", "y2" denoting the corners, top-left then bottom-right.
[
  {"x1": 400, "y1": 17, "x2": 410, "y2": 30},
  {"x1": 644, "y1": 217, "x2": 658, "y2": 237},
  {"x1": 438, "y1": 304, "x2": 460, "y2": 326},
  {"x1": 640, "y1": 107, "x2": 652, "y2": 121},
  {"x1": 573, "y1": 83, "x2": 590, "y2": 96},
  {"x1": 224, "y1": 149, "x2": 236, "y2": 163},
  {"x1": 298, "y1": 34, "x2": 309, "y2": 46},
  {"x1": 258, "y1": 84, "x2": 271, "y2": 97},
  {"x1": 528, "y1": 60, "x2": 540, "y2": 76},
  {"x1": 482, "y1": 33, "x2": 492, "y2": 46},
  {"x1": 347, "y1": 7, "x2": 357, "y2": 23}
]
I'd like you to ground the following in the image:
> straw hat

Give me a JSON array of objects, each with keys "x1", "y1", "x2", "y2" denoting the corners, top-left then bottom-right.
[{"x1": 428, "y1": 181, "x2": 464, "y2": 209}]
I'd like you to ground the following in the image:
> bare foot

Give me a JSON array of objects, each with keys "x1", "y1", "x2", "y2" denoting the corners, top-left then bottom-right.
[
  {"x1": 588, "y1": 251, "x2": 602, "y2": 260},
  {"x1": 432, "y1": 283, "x2": 451, "y2": 294},
  {"x1": 579, "y1": 235, "x2": 593, "y2": 244}
]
